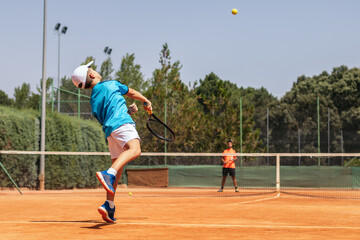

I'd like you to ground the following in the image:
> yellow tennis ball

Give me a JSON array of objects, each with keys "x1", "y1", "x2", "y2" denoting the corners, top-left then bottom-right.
[
  {"x1": 232, "y1": 9, "x2": 238, "y2": 15},
  {"x1": 128, "y1": 192, "x2": 132, "y2": 196}
]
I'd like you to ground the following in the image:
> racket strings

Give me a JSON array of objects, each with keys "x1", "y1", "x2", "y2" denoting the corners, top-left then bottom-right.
[{"x1": 146, "y1": 118, "x2": 175, "y2": 141}]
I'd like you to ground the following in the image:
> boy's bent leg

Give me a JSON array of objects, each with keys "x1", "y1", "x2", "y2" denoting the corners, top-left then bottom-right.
[
  {"x1": 106, "y1": 139, "x2": 140, "y2": 199},
  {"x1": 111, "y1": 138, "x2": 141, "y2": 172},
  {"x1": 96, "y1": 139, "x2": 140, "y2": 196},
  {"x1": 98, "y1": 159, "x2": 122, "y2": 223}
]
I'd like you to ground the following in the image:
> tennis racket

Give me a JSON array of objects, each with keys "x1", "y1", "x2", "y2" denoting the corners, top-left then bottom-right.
[{"x1": 143, "y1": 102, "x2": 175, "y2": 142}]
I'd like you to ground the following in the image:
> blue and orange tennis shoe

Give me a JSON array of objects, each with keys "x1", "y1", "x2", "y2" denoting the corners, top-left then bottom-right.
[
  {"x1": 98, "y1": 201, "x2": 116, "y2": 223},
  {"x1": 96, "y1": 170, "x2": 116, "y2": 195}
]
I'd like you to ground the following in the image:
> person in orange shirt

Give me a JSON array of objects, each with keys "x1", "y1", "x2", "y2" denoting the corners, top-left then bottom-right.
[{"x1": 218, "y1": 139, "x2": 239, "y2": 192}]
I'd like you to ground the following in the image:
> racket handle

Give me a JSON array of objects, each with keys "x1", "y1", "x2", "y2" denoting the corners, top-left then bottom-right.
[{"x1": 143, "y1": 102, "x2": 153, "y2": 115}]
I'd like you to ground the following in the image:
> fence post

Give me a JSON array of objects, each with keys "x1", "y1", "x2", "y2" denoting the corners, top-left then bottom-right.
[
  {"x1": 328, "y1": 108, "x2": 330, "y2": 165},
  {"x1": 239, "y1": 97, "x2": 243, "y2": 166},
  {"x1": 317, "y1": 96, "x2": 320, "y2": 166},
  {"x1": 51, "y1": 79, "x2": 54, "y2": 112},
  {"x1": 276, "y1": 154, "x2": 280, "y2": 195},
  {"x1": 298, "y1": 129, "x2": 301, "y2": 166},
  {"x1": 267, "y1": 108, "x2": 269, "y2": 165},
  {"x1": 78, "y1": 88, "x2": 80, "y2": 119},
  {"x1": 341, "y1": 130, "x2": 344, "y2": 166},
  {"x1": 164, "y1": 98, "x2": 167, "y2": 166}
]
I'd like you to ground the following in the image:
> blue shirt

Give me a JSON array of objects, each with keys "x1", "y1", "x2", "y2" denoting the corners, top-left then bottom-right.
[{"x1": 90, "y1": 80, "x2": 135, "y2": 140}]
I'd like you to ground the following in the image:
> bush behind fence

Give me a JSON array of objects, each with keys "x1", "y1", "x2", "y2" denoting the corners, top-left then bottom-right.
[{"x1": 0, "y1": 106, "x2": 108, "y2": 189}]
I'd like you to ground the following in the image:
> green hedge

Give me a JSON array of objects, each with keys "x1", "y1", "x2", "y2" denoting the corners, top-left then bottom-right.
[
  {"x1": 0, "y1": 106, "x2": 39, "y2": 188},
  {"x1": 0, "y1": 106, "x2": 109, "y2": 189}
]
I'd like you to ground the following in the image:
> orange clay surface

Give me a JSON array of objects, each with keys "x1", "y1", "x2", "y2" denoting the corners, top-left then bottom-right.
[{"x1": 0, "y1": 188, "x2": 359, "y2": 240}]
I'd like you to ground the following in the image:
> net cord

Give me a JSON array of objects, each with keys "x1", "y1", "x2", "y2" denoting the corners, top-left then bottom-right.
[{"x1": 1, "y1": 151, "x2": 360, "y2": 157}]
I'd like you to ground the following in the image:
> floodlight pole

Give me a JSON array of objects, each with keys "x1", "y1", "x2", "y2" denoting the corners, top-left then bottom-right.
[
  {"x1": 55, "y1": 24, "x2": 67, "y2": 112},
  {"x1": 103, "y1": 46, "x2": 112, "y2": 80},
  {"x1": 39, "y1": 0, "x2": 47, "y2": 190},
  {"x1": 57, "y1": 31, "x2": 61, "y2": 112}
]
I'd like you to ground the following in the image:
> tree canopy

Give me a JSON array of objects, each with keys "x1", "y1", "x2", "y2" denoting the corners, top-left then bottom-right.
[{"x1": 1, "y1": 45, "x2": 360, "y2": 160}]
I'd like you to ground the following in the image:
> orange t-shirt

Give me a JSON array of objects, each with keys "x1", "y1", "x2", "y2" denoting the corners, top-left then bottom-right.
[{"x1": 222, "y1": 148, "x2": 236, "y2": 169}]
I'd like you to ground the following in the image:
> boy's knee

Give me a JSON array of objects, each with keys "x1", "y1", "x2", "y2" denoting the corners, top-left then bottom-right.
[
  {"x1": 132, "y1": 148, "x2": 141, "y2": 158},
  {"x1": 125, "y1": 139, "x2": 141, "y2": 158}
]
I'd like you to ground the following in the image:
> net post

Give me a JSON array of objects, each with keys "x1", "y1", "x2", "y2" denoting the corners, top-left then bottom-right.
[{"x1": 276, "y1": 154, "x2": 280, "y2": 196}]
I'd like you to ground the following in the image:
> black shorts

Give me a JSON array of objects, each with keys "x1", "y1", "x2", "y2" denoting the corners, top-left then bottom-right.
[{"x1": 222, "y1": 168, "x2": 235, "y2": 177}]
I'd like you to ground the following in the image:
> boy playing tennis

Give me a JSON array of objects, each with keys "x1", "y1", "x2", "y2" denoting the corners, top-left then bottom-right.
[{"x1": 71, "y1": 61, "x2": 152, "y2": 223}]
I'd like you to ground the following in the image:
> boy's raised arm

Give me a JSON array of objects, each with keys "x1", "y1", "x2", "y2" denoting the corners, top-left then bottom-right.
[{"x1": 125, "y1": 88, "x2": 152, "y2": 111}]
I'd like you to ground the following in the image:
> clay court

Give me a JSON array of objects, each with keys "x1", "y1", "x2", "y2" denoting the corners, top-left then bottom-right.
[{"x1": 0, "y1": 188, "x2": 359, "y2": 240}]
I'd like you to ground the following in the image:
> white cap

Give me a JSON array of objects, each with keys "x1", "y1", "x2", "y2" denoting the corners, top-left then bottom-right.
[{"x1": 71, "y1": 61, "x2": 94, "y2": 89}]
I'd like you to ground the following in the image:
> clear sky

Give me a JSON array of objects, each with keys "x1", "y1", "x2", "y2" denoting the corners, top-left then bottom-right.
[{"x1": 1, "y1": 0, "x2": 359, "y2": 98}]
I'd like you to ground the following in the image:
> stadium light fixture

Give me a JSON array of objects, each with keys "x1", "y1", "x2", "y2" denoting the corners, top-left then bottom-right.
[
  {"x1": 54, "y1": 23, "x2": 60, "y2": 31},
  {"x1": 104, "y1": 46, "x2": 112, "y2": 55},
  {"x1": 54, "y1": 23, "x2": 68, "y2": 112}
]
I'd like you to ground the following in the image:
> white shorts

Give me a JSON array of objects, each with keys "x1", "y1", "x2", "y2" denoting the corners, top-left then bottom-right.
[{"x1": 107, "y1": 124, "x2": 140, "y2": 159}]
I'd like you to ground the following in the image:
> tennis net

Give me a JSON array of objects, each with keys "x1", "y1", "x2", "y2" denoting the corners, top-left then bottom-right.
[{"x1": 0, "y1": 151, "x2": 359, "y2": 199}]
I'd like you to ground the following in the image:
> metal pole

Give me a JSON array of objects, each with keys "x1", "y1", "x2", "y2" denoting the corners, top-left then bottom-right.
[
  {"x1": 317, "y1": 96, "x2": 320, "y2": 166},
  {"x1": 240, "y1": 97, "x2": 243, "y2": 166},
  {"x1": 39, "y1": 95, "x2": 41, "y2": 112},
  {"x1": 164, "y1": 71, "x2": 167, "y2": 166},
  {"x1": 298, "y1": 129, "x2": 301, "y2": 166},
  {"x1": 164, "y1": 98, "x2": 167, "y2": 165},
  {"x1": 266, "y1": 107, "x2": 269, "y2": 165},
  {"x1": 39, "y1": 0, "x2": 47, "y2": 191},
  {"x1": 276, "y1": 154, "x2": 280, "y2": 196},
  {"x1": 57, "y1": 32, "x2": 61, "y2": 112},
  {"x1": 51, "y1": 79, "x2": 54, "y2": 112},
  {"x1": 328, "y1": 108, "x2": 330, "y2": 166},
  {"x1": 78, "y1": 88, "x2": 80, "y2": 119},
  {"x1": 341, "y1": 130, "x2": 344, "y2": 166}
]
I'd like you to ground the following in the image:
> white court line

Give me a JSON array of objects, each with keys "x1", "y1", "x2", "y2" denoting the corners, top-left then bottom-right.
[
  {"x1": 235, "y1": 194, "x2": 280, "y2": 204},
  {"x1": 224, "y1": 193, "x2": 280, "y2": 205},
  {"x1": 0, "y1": 221, "x2": 359, "y2": 230}
]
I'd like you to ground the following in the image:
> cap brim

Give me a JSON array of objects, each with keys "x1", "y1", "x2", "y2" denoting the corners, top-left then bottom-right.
[{"x1": 86, "y1": 61, "x2": 94, "y2": 68}]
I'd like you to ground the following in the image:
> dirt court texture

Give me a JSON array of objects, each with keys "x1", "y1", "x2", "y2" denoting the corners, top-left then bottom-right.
[{"x1": 0, "y1": 188, "x2": 359, "y2": 240}]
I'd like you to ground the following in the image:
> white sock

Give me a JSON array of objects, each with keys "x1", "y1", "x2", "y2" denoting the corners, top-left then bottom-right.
[
  {"x1": 107, "y1": 200, "x2": 115, "y2": 208},
  {"x1": 107, "y1": 168, "x2": 117, "y2": 176}
]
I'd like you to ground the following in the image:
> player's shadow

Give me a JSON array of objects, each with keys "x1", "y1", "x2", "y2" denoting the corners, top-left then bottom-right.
[
  {"x1": 31, "y1": 217, "x2": 147, "y2": 230},
  {"x1": 81, "y1": 217, "x2": 148, "y2": 229},
  {"x1": 81, "y1": 221, "x2": 114, "y2": 229},
  {"x1": 30, "y1": 220, "x2": 113, "y2": 229}
]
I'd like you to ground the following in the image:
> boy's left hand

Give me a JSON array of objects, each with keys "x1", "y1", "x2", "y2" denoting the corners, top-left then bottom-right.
[{"x1": 128, "y1": 103, "x2": 138, "y2": 115}]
